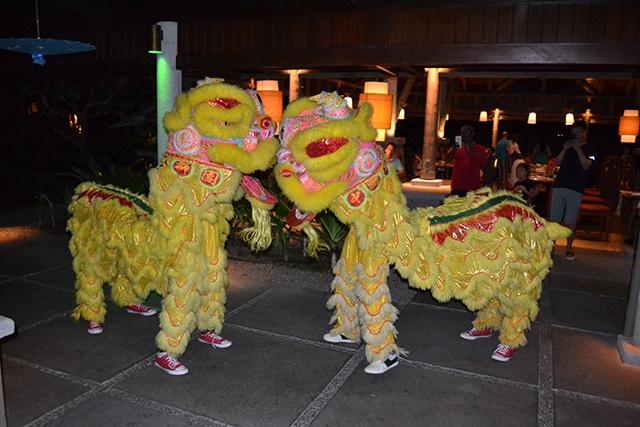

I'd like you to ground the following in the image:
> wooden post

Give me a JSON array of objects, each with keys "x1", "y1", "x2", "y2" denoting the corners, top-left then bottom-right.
[{"x1": 420, "y1": 68, "x2": 439, "y2": 180}]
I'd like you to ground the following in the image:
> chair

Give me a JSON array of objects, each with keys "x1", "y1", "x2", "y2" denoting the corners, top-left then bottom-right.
[
  {"x1": 621, "y1": 156, "x2": 636, "y2": 190},
  {"x1": 577, "y1": 158, "x2": 621, "y2": 241}
]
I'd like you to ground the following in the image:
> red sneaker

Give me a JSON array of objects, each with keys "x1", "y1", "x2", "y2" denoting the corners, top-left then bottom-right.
[
  {"x1": 460, "y1": 327, "x2": 492, "y2": 340},
  {"x1": 197, "y1": 331, "x2": 232, "y2": 348},
  {"x1": 87, "y1": 321, "x2": 103, "y2": 335},
  {"x1": 154, "y1": 352, "x2": 188, "y2": 375},
  {"x1": 125, "y1": 304, "x2": 157, "y2": 316},
  {"x1": 492, "y1": 344, "x2": 517, "y2": 362}
]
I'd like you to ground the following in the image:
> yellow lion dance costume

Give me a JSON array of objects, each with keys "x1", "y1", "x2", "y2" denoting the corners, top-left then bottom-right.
[
  {"x1": 275, "y1": 92, "x2": 570, "y2": 374},
  {"x1": 68, "y1": 78, "x2": 279, "y2": 375}
]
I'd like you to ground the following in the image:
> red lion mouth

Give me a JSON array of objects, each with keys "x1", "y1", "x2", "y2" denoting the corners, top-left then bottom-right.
[
  {"x1": 305, "y1": 138, "x2": 349, "y2": 158},
  {"x1": 206, "y1": 98, "x2": 240, "y2": 109}
]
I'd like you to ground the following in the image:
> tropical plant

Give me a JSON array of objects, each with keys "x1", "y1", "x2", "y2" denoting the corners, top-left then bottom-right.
[
  {"x1": 313, "y1": 210, "x2": 349, "y2": 268},
  {"x1": 20, "y1": 78, "x2": 156, "y2": 211}
]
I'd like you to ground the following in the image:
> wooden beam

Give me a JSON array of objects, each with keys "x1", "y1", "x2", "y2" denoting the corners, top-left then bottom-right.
[{"x1": 396, "y1": 77, "x2": 415, "y2": 117}]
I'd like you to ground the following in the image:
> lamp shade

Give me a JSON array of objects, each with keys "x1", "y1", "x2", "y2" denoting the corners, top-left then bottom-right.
[
  {"x1": 256, "y1": 80, "x2": 283, "y2": 123},
  {"x1": 359, "y1": 93, "x2": 393, "y2": 129},
  {"x1": 565, "y1": 113, "x2": 574, "y2": 126},
  {"x1": 149, "y1": 24, "x2": 162, "y2": 54},
  {"x1": 398, "y1": 108, "x2": 405, "y2": 120},
  {"x1": 479, "y1": 111, "x2": 488, "y2": 122},
  {"x1": 527, "y1": 112, "x2": 537, "y2": 124},
  {"x1": 619, "y1": 110, "x2": 639, "y2": 143},
  {"x1": 364, "y1": 81, "x2": 389, "y2": 94}
]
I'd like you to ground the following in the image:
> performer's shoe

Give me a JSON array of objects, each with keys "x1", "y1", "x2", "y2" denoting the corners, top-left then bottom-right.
[
  {"x1": 198, "y1": 331, "x2": 232, "y2": 348},
  {"x1": 460, "y1": 327, "x2": 492, "y2": 340},
  {"x1": 491, "y1": 344, "x2": 517, "y2": 362},
  {"x1": 155, "y1": 352, "x2": 189, "y2": 375},
  {"x1": 364, "y1": 355, "x2": 399, "y2": 374},
  {"x1": 87, "y1": 321, "x2": 103, "y2": 335},
  {"x1": 126, "y1": 304, "x2": 157, "y2": 316},
  {"x1": 323, "y1": 332, "x2": 355, "y2": 344}
]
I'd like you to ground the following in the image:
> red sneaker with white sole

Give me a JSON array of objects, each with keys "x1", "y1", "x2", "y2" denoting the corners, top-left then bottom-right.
[
  {"x1": 155, "y1": 352, "x2": 188, "y2": 375},
  {"x1": 460, "y1": 327, "x2": 492, "y2": 340},
  {"x1": 197, "y1": 331, "x2": 232, "y2": 348},
  {"x1": 125, "y1": 304, "x2": 157, "y2": 316},
  {"x1": 491, "y1": 344, "x2": 517, "y2": 362},
  {"x1": 87, "y1": 321, "x2": 103, "y2": 335}
]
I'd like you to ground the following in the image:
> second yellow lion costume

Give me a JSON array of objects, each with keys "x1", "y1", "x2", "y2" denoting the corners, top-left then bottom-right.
[{"x1": 275, "y1": 91, "x2": 570, "y2": 373}]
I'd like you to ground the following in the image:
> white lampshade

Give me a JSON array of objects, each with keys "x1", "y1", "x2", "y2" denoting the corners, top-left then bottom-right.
[
  {"x1": 479, "y1": 111, "x2": 488, "y2": 122},
  {"x1": 398, "y1": 108, "x2": 405, "y2": 120},
  {"x1": 527, "y1": 112, "x2": 537, "y2": 124},
  {"x1": 256, "y1": 80, "x2": 279, "y2": 91},
  {"x1": 364, "y1": 81, "x2": 389, "y2": 94},
  {"x1": 565, "y1": 112, "x2": 574, "y2": 126}
]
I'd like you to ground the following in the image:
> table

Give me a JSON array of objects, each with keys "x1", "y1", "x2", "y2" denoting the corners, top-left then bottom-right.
[
  {"x1": 435, "y1": 161, "x2": 453, "y2": 179},
  {"x1": 529, "y1": 174, "x2": 555, "y2": 216},
  {"x1": 618, "y1": 190, "x2": 640, "y2": 245}
]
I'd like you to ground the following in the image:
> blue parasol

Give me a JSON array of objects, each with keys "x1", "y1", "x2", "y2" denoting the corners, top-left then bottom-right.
[
  {"x1": 0, "y1": 1, "x2": 95, "y2": 65},
  {"x1": 0, "y1": 38, "x2": 95, "y2": 65}
]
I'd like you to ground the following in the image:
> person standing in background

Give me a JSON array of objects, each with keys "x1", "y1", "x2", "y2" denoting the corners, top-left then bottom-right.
[
  {"x1": 450, "y1": 125, "x2": 488, "y2": 197},
  {"x1": 384, "y1": 142, "x2": 407, "y2": 182},
  {"x1": 496, "y1": 131, "x2": 511, "y2": 190},
  {"x1": 549, "y1": 121, "x2": 594, "y2": 260},
  {"x1": 510, "y1": 133, "x2": 522, "y2": 159}
]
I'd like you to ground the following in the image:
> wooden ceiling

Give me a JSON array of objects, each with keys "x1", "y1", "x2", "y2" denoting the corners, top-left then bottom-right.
[{"x1": 2, "y1": 1, "x2": 639, "y2": 125}]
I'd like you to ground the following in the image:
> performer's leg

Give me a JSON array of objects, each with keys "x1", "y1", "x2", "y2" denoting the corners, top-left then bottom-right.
[
  {"x1": 70, "y1": 231, "x2": 113, "y2": 324},
  {"x1": 156, "y1": 272, "x2": 199, "y2": 358},
  {"x1": 325, "y1": 229, "x2": 361, "y2": 342},
  {"x1": 357, "y1": 245, "x2": 400, "y2": 364},
  {"x1": 497, "y1": 292, "x2": 537, "y2": 350},
  {"x1": 472, "y1": 299, "x2": 503, "y2": 332},
  {"x1": 110, "y1": 273, "x2": 143, "y2": 307},
  {"x1": 71, "y1": 269, "x2": 107, "y2": 323},
  {"x1": 196, "y1": 221, "x2": 228, "y2": 335}
]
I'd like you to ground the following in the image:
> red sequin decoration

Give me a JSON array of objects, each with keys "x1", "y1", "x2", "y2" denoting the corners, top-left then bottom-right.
[
  {"x1": 206, "y1": 98, "x2": 240, "y2": 109},
  {"x1": 305, "y1": 138, "x2": 349, "y2": 158}
]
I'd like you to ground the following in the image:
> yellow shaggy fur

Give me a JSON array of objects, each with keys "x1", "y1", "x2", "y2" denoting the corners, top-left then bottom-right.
[
  {"x1": 68, "y1": 80, "x2": 279, "y2": 359},
  {"x1": 275, "y1": 92, "x2": 570, "y2": 363}
]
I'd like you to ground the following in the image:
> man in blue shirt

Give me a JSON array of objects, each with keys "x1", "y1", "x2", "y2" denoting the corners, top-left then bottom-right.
[
  {"x1": 496, "y1": 131, "x2": 512, "y2": 189},
  {"x1": 385, "y1": 142, "x2": 407, "y2": 181}
]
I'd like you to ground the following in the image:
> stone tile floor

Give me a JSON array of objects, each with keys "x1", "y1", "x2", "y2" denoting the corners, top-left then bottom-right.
[{"x1": 1, "y1": 206, "x2": 640, "y2": 426}]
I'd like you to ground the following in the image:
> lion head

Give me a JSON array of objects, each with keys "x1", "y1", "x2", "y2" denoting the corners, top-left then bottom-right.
[
  {"x1": 163, "y1": 78, "x2": 280, "y2": 174},
  {"x1": 274, "y1": 91, "x2": 381, "y2": 213}
]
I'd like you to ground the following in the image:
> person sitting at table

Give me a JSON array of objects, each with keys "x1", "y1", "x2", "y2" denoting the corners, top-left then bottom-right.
[
  {"x1": 513, "y1": 162, "x2": 540, "y2": 206},
  {"x1": 433, "y1": 145, "x2": 448, "y2": 179},
  {"x1": 510, "y1": 153, "x2": 526, "y2": 189},
  {"x1": 532, "y1": 137, "x2": 552, "y2": 165}
]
